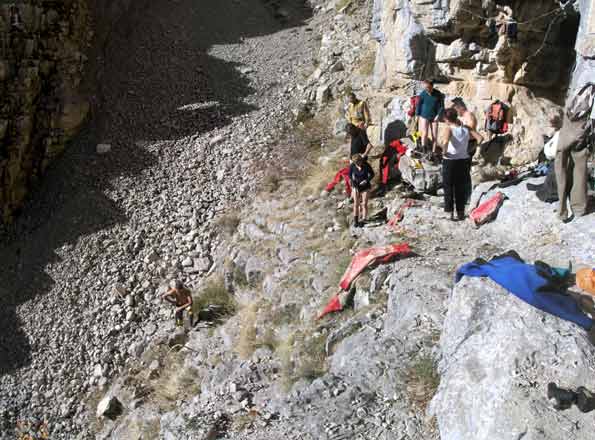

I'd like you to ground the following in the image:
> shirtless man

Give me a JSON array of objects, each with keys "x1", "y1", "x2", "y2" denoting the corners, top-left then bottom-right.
[
  {"x1": 452, "y1": 98, "x2": 478, "y2": 203},
  {"x1": 161, "y1": 281, "x2": 193, "y2": 327}
]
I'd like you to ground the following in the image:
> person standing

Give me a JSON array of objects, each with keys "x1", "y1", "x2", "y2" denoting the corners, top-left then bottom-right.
[
  {"x1": 441, "y1": 108, "x2": 484, "y2": 221},
  {"x1": 555, "y1": 115, "x2": 592, "y2": 222},
  {"x1": 349, "y1": 154, "x2": 375, "y2": 227},
  {"x1": 346, "y1": 123, "x2": 373, "y2": 159},
  {"x1": 452, "y1": 97, "x2": 479, "y2": 202},
  {"x1": 345, "y1": 93, "x2": 371, "y2": 129},
  {"x1": 416, "y1": 80, "x2": 444, "y2": 155}
]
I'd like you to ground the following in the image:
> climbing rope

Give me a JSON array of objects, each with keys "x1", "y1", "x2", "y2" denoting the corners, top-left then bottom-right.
[
  {"x1": 527, "y1": 10, "x2": 566, "y2": 60},
  {"x1": 458, "y1": 6, "x2": 563, "y2": 26}
]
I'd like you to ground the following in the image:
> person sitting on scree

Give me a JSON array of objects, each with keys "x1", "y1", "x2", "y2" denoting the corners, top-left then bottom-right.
[{"x1": 161, "y1": 280, "x2": 193, "y2": 327}]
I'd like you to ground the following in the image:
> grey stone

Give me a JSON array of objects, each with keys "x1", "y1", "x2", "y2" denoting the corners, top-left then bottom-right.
[
  {"x1": 96, "y1": 395, "x2": 122, "y2": 419},
  {"x1": 93, "y1": 364, "x2": 103, "y2": 378},
  {"x1": 209, "y1": 134, "x2": 225, "y2": 146},
  {"x1": 431, "y1": 277, "x2": 595, "y2": 440},
  {"x1": 245, "y1": 256, "x2": 267, "y2": 286},
  {"x1": 96, "y1": 144, "x2": 112, "y2": 154},
  {"x1": 194, "y1": 257, "x2": 211, "y2": 272},
  {"x1": 315, "y1": 84, "x2": 332, "y2": 105}
]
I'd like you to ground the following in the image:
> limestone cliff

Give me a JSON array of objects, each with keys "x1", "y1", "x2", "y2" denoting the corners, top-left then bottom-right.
[
  {"x1": 368, "y1": 0, "x2": 588, "y2": 166},
  {"x1": 0, "y1": 0, "x2": 92, "y2": 222}
]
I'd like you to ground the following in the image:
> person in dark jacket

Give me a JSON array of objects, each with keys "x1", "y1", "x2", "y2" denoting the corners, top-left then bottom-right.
[
  {"x1": 416, "y1": 80, "x2": 444, "y2": 155},
  {"x1": 346, "y1": 123, "x2": 373, "y2": 158},
  {"x1": 349, "y1": 154, "x2": 375, "y2": 227}
]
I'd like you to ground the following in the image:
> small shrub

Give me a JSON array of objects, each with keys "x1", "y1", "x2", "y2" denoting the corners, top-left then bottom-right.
[
  {"x1": 262, "y1": 173, "x2": 281, "y2": 193},
  {"x1": 193, "y1": 277, "x2": 237, "y2": 316},
  {"x1": 329, "y1": 252, "x2": 353, "y2": 287},
  {"x1": 216, "y1": 212, "x2": 241, "y2": 236},
  {"x1": 232, "y1": 265, "x2": 249, "y2": 288},
  {"x1": 335, "y1": 0, "x2": 352, "y2": 11},
  {"x1": 294, "y1": 332, "x2": 327, "y2": 381},
  {"x1": 278, "y1": 330, "x2": 328, "y2": 389},
  {"x1": 300, "y1": 156, "x2": 344, "y2": 197},
  {"x1": 236, "y1": 303, "x2": 258, "y2": 359},
  {"x1": 405, "y1": 356, "x2": 440, "y2": 410},
  {"x1": 152, "y1": 352, "x2": 200, "y2": 408}
]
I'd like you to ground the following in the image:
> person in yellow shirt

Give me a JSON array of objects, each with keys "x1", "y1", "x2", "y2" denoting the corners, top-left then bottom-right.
[{"x1": 345, "y1": 93, "x2": 371, "y2": 129}]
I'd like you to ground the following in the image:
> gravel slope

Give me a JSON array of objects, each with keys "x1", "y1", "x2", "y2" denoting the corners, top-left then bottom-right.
[{"x1": 0, "y1": 0, "x2": 317, "y2": 437}]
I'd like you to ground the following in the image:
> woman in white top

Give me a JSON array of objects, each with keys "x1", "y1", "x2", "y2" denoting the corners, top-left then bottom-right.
[{"x1": 441, "y1": 108, "x2": 484, "y2": 220}]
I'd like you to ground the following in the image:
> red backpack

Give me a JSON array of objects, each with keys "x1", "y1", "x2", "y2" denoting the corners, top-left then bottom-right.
[
  {"x1": 408, "y1": 95, "x2": 421, "y2": 117},
  {"x1": 486, "y1": 100, "x2": 509, "y2": 134}
]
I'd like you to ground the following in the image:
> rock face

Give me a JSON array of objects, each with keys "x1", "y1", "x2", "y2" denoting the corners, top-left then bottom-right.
[
  {"x1": 571, "y1": 0, "x2": 595, "y2": 92},
  {"x1": 367, "y1": 0, "x2": 589, "y2": 165},
  {"x1": 0, "y1": 1, "x2": 92, "y2": 222},
  {"x1": 432, "y1": 276, "x2": 595, "y2": 440},
  {"x1": 427, "y1": 177, "x2": 595, "y2": 440},
  {"x1": 96, "y1": 394, "x2": 123, "y2": 419}
]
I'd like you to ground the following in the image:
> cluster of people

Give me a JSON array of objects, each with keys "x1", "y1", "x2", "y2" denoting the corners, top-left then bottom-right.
[{"x1": 344, "y1": 84, "x2": 485, "y2": 225}]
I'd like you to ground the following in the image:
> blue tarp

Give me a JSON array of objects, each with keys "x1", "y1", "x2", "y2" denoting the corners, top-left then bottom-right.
[{"x1": 456, "y1": 254, "x2": 593, "y2": 330}]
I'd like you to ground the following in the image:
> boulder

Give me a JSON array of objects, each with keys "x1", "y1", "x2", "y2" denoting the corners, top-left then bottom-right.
[
  {"x1": 96, "y1": 143, "x2": 112, "y2": 154},
  {"x1": 431, "y1": 277, "x2": 595, "y2": 440},
  {"x1": 96, "y1": 394, "x2": 123, "y2": 420}
]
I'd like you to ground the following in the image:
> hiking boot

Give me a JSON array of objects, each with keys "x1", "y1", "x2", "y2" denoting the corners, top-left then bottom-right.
[
  {"x1": 576, "y1": 387, "x2": 595, "y2": 413},
  {"x1": 547, "y1": 382, "x2": 577, "y2": 410},
  {"x1": 574, "y1": 294, "x2": 595, "y2": 318},
  {"x1": 457, "y1": 211, "x2": 466, "y2": 221}
]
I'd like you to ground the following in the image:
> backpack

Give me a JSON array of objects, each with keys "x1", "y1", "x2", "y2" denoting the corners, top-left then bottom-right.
[
  {"x1": 506, "y1": 21, "x2": 518, "y2": 42},
  {"x1": 566, "y1": 83, "x2": 595, "y2": 122},
  {"x1": 485, "y1": 100, "x2": 509, "y2": 134},
  {"x1": 398, "y1": 154, "x2": 441, "y2": 194},
  {"x1": 469, "y1": 192, "x2": 506, "y2": 227},
  {"x1": 407, "y1": 95, "x2": 421, "y2": 118},
  {"x1": 543, "y1": 131, "x2": 560, "y2": 160}
]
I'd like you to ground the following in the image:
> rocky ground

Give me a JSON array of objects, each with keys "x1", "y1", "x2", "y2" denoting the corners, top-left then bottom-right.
[
  {"x1": 2, "y1": 0, "x2": 595, "y2": 439},
  {"x1": 92, "y1": 138, "x2": 595, "y2": 439},
  {"x1": 0, "y1": 0, "x2": 324, "y2": 437}
]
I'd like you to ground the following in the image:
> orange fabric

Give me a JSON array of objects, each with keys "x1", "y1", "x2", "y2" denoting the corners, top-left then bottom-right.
[
  {"x1": 339, "y1": 243, "x2": 411, "y2": 291},
  {"x1": 317, "y1": 295, "x2": 343, "y2": 319},
  {"x1": 577, "y1": 268, "x2": 595, "y2": 296}
]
